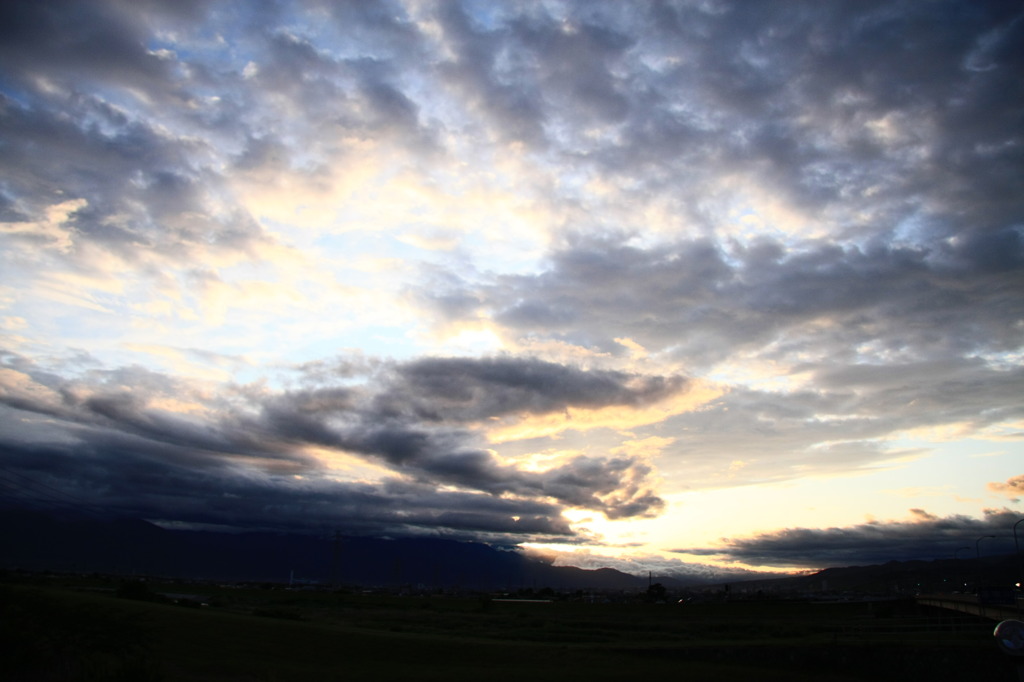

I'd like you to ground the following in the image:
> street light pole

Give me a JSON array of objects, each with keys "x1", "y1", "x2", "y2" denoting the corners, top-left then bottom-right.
[
  {"x1": 976, "y1": 535, "x2": 996, "y2": 619},
  {"x1": 1014, "y1": 519, "x2": 1024, "y2": 618},
  {"x1": 976, "y1": 535, "x2": 995, "y2": 595},
  {"x1": 954, "y1": 546, "x2": 970, "y2": 592},
  {"x1": 978, "y1": 535, "x2": 995, "y2": 559},
  {"x1": 1014, "y1": 519, "x2": 1023, "y2": 585}
]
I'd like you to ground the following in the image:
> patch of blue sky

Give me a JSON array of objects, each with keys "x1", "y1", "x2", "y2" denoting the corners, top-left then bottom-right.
[
  {"x1": 311, "y1": 231, "x2": 425, "y2": 285},
  {"x1": 285, "y1": 324, "x2": 421, "y2": 366},
  {"x1": 144, "y1": 21, "x2": 232, "y2": 70},
  {"x1": 0, "y1": 75, "x2": 36, "y2": 110},
  {"x1": 972, "y1": 348, "x2": 1024, "y2": 371},
  {"x1": 313, "y1": 219, "x2": 544, "y2": 283},
  {"x1": 891, "y1": 211, "x2": 940, "y2": 251},
  {"x1": 460, "y1": 233, "x2": 547, "y2": 278},
  {"x1": 462, "y1": 0, "x2": 512, "y2": 32}
]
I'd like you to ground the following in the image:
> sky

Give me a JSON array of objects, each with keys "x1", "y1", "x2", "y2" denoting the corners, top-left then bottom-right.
[{"x1": 1, "y1": 0, "x2": 1022, "y2": 581}]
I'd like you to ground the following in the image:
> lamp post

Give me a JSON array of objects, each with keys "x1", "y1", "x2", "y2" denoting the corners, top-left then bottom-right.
[
  {"x1": 1014, "y1": 519, "x2": 1024, "y2": 618},
  {"x1": 954, "y1": 546, "x2": 970, "y2": 592},
  {"x1": 977, "y1": 535, "x2": 995, "y2": 595},
  {"x1": 977, "y1": 535, "x2": 995, "y2": 558},
  {"x1": 978, "y1": 532, "x2": 995, "y2": 557},
  {"x1": 1014, "y1": 519, "x2": 1023, "y2": 585}
]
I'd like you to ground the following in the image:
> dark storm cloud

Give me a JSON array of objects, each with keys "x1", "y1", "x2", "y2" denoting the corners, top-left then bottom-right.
[
  {"x1": 0, "y1": 361, "x2": 299, "y2": 466},
  {"x1": 0, "y1": 352, "x2": 677, "y2": 536},
  {"x1": 0, "y1": 56, "x2": 268, "y2": 267},
  {"x1": 427, "y1": 231, "x2": 1024, "y2": 368},
  {"x1": 592, "y1": 1, "x2": 1024, "y2": 236},
  {"x1": 244, "y1": 13, "x2": 437, "y2": 151},
  {"x1": 507, "y1": 10, "x2": 634, "y2": 126},
  {"x1": 0, "y1": 0, "x2": 175, "y2": 93},
  {"x1": 0, "y1": 436, "x2": 572, "y2": 539},
  {"x1": 431, "y1": 1, "x2": 548, "y2": 146},
  {"x1": 676, "y1": 508, "x2": 1023, "y2": 568},
  {"x1": 375, "y1": 356, "x2": 687, "y2": 422},
  {"x1": 250, "y1": 356, "x2": 678, "y2": 517}
]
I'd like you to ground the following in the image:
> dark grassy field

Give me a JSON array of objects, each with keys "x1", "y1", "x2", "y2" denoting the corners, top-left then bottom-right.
[{"x1": 1, "y1": 574, "x2": 1013, "y2": 681}]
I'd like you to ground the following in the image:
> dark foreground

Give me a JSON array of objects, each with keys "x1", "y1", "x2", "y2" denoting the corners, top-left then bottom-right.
[{"x1": 1, "y1": 574, "x2": 1015, "y2": 681}]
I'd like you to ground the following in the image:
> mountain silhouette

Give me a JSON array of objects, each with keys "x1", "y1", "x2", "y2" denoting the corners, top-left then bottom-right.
[{"x1": 0, "y1": 509, "x2": 653, "y2": 590}]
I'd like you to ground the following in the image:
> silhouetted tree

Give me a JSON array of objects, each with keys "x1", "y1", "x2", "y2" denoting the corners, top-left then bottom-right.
[{"x1": 646, "y1": 582, "x2": 667, "y2": 602}]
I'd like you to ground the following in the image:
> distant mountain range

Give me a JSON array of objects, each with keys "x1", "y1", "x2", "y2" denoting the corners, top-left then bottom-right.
[
  {"x1": 0, "y1": 509, "x2": 658, "y2": 590},
  {"x1": 699, "y1": 553, "x2": 1022, "y2": 598},
  {"x1": 3, "y1": 508, "x2": 1019, "y2": 594}
]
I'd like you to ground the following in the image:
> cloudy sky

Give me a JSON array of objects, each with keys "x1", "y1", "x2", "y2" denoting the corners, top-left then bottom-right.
[{"x1": 1, "y1": 0, "x2": 1022, "y2": 578}]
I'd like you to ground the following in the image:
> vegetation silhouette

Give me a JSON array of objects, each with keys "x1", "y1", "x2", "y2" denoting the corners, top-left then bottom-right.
[{"x1": 2, "y1": 572, "x2": 1018, "y2": 681}]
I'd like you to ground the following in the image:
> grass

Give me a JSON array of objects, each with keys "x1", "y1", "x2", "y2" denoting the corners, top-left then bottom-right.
[{"x1": 0, "y1": 575, "x2": 1012, "y2": 681}]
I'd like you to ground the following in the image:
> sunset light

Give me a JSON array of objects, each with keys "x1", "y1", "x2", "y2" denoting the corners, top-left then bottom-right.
[{"x1": 1, "y1": 0, "x2": 1021, "y2": 584}]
